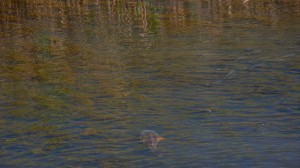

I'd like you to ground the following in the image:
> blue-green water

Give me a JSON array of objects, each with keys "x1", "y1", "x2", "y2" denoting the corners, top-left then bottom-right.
[{"x1": 0, "y1": 0, "x2": 299, "y2": 167}]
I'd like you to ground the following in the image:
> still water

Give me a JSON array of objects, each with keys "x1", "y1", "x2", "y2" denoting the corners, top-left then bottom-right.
[{"x1": 0, "y1": 0, "x2": 300, "y2": 167}]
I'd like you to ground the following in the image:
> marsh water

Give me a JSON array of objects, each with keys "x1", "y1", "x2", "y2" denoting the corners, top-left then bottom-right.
[{"x1": 1, "y1": 0, "x2": 300, "y2": 167}]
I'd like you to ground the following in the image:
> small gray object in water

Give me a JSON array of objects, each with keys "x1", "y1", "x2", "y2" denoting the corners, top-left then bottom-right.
[{"x1": 140, "y1": 130, "x2": 165, "y2": 150}]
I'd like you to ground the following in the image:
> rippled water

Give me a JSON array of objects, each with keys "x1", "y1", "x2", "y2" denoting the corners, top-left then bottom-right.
[{"x1": 1, "y1": 0, "x2": 300, "y2": 167}]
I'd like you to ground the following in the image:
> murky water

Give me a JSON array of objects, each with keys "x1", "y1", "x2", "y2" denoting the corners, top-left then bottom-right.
[{"x1": 1, "y1": 0, "x2": 300, "y2": 167}]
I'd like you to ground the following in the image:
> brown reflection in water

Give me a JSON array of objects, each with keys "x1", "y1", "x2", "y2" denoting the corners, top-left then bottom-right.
[
  {"x1": 1, "y1": 1, "x2": 300, "y2": 31},
  {"x1": 0, "y1": 0, "x2": 299, "y2": 121},
  {"x1": 0, "y1": 1, "x2": 299, "y2": 108}
]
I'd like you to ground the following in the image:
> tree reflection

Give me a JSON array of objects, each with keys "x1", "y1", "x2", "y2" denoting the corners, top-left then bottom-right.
[
  {"x1": 1, "y1": 1, "x2": 300, "y2": 32},
  {"x1": 1, "y1": 0, "x2": 299, "y2": 119}
]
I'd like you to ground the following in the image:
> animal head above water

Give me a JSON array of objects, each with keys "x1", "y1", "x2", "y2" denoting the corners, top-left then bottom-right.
[{"x1": 140, "y1": 130, "x2": 165, "y2": 150}]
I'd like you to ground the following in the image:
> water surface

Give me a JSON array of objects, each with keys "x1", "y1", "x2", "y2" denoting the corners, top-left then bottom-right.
[{"x1": 0, "y1": 0, "x2": 300, "y2": 167}]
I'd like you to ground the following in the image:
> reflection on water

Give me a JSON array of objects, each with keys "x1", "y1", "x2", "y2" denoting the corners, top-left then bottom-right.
[{"x1": 0, "y1": 0, "x2": 300, "y2": 167}]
